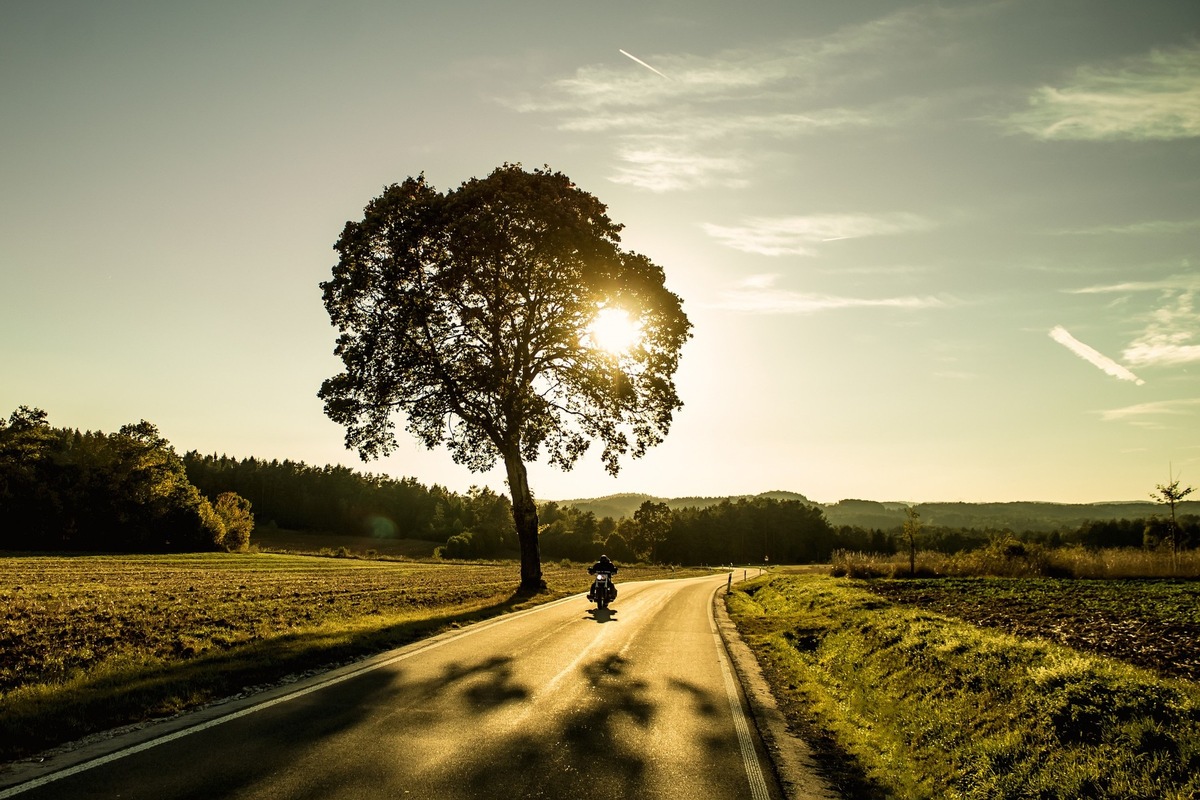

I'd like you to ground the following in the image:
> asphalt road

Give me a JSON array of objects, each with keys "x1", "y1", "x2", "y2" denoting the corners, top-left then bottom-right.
[{"x1": 2, "y1": 572, "x2": 785, "y2": 799}]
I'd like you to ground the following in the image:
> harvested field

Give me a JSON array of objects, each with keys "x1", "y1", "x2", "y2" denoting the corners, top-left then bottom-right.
[
  {"x1": 862, "y1": 577, "x2": 1200, "y2": 682},
  {"x1": 0, "y1": 553, "x2": 709, "y2": 759}
]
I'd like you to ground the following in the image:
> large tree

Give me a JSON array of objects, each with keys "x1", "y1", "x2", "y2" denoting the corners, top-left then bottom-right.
[{"x1": 319, "y1": 164, "x2": 692, "y2": 590}]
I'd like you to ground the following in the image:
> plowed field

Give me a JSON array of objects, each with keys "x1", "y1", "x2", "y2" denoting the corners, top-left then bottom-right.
[{"x1": 862, "y1": 577, "x2": 1200, "y2": 682}]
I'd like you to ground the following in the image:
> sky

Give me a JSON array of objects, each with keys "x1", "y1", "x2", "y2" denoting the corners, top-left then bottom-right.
[{"x1": 3, "y1": 0, "x2": 1199, "y2": 505}]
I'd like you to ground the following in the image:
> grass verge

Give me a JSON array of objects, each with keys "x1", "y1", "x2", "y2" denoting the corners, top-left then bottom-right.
[
  {"x1": 0, "y1": 553, "x2": 707, "y2": 762},
  {"x1": 726, "y1": 573, "x2": 1200, "y2": 800}
]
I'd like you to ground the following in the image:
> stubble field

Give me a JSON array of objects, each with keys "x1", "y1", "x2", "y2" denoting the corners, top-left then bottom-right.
[{"x1": 0, "y1": 553, "x2": 706, "y2": 761}]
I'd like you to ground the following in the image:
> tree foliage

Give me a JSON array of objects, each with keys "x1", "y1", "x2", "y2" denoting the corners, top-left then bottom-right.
[
  {"x1": 903, "y1": 506, "x2": 922, "y2": 576},
  {"x1": 0, "y1": 408, "x2": 251, "y2": 552},
  {"x1": 183, "y1": 452, "x2": 461, "y2": 539},
  {"x1": 319, "y1": 164, "x2": 691, "y2": 589},
  {"x1": 632, "y1": 500, "x2": 672, "y2": 561},
  {"x1": 535, "y1": 496, "x2": 838, "y2": 566},
  {"x1": 1152, "y1": 476, "x2": 1196, "y2": 559}
]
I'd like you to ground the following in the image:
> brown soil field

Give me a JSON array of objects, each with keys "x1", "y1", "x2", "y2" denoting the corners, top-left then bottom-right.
[{"x1": 862, "y1": 577, "x2": 1200, "y2": 682}]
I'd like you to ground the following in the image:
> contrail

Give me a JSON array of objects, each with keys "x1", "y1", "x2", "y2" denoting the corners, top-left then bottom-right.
[
  {"x1": 1049, "y1": 325, "x2": 1145, "y2": 385},
  {"x1": 619, "y1": 49, "x2": 670, "y2": 79}
]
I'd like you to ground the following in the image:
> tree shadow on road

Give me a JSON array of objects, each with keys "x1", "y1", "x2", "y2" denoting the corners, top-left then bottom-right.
[
  {"x1": 2, "y1": 590, "x2": 542, "y2": 762},
  {"x1": 442, "y1": 653, "x2": 658, "y2": 798},
  {"x1": 99, "y1": 653, "x2": 534, "y2": 800}
]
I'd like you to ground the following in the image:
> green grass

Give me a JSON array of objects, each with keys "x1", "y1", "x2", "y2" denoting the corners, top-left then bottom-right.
[
  {"x1": 0, "y1": 552, "x2": 707, "y2": 761},
  {"x1": 727, "y1": 574, "x2": 1200, "y2": 800},
  {"x1": 862, "y1": 577, "x2": 1200, "y2": 682}
]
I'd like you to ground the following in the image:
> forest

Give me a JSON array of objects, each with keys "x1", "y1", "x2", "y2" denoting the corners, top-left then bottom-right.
[
  {"x1": 0, "y1": 407, "x2": 251, "y2": 552},
  {"x1": 3, "y1": 406, "x2": 1195, "y2": 565}
]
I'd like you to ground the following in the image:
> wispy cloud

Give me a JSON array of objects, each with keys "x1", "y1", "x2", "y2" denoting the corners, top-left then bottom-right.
[
  {"x1": 711, "y1": 274, "x2": 946, "y2": 314},
  {"x1": 509, "y1": 6, "x2": 965, "y2": 190},
  {"x1": 703, "y1": 213, "x2": 934, "y2": 256},
  {"x1": 1123, "y1": 290, "x2": 1200, "y2": 367},
  {"x1": 1063, "y1": 276, "x2": 1200, "y2": 369},
  {"x1": 1049, "y1": 325, "x2": 1145, "y2": 385},
  {"x1": 609, "y1": 145, "x2": 749, "y2": 192},
  {"x1": 1068, "y1": 273, "x2": 1200, "y2": 295},
  {"x1": 1052, "y1": 219, "x2": 1200, "y2": 236},
  {"x1": 1005, "y1": 45, "x2": 1200, "y2": 141},
  {"x1": 1100, "y1": 398, "x2": 1200, "y2": 423}
]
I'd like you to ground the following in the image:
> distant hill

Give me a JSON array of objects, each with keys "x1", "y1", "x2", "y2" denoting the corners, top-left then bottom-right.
[
  {"x1": 556, "y1": 490, "x2": 812, "y2": 520},
  {"x1": 556, "y1": 492, "x2": 1200, "y2": 531}
]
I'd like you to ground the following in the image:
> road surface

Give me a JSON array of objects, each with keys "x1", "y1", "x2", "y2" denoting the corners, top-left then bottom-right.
[{"x1": 1, "y1": 572, "x2": 786, "y2": 799}]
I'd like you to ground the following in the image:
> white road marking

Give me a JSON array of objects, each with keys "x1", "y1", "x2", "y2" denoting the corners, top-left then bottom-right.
[
  {"x1": 0, "y1": 594, "x2": 581, "y2": 798},
  {"x1": 710, "y1": 586, "x2": 772, "y2": 800}
]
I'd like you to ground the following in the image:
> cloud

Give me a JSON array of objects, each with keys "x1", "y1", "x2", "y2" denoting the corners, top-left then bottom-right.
[
  {"x1": 703, "y1": 213, "x2": 934, "y2": 256},
  {"x1": 508, "y1": 6, "x2": 962, "y2": 190},
  {"x1": 1100, "y1": 398, "x2": 1200, "y2": 423},
  {"x1": 1123, "y1": 290, "x2": 1200, "y2": 367},
  {"x1": 1005, "y1": 46, "x2": 1200, "y2": 141},
  {"x1": 711, "y1": 274, "x2": 946, "y2": 314},
  {"x1": 1052, "y1": 219, "x2": 1200, "y2": 236},
  {"x1": 1069, "y1": 273, "x2": 1200, "y2": 295},
  {"x1": 608, "y1": 145, "x2": 750, "y2": 192},
  {"x1": 1063, "y1": 277, "x2": 1200, "y2": 368},
  {"x1": 1049, "y1": 325, "x2": 1145, "y2": 385}
]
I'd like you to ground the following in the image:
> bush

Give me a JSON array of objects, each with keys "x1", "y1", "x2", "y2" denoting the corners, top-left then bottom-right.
[{"x1": 213, "y1": 492, "x2": 254, "y2": 552}]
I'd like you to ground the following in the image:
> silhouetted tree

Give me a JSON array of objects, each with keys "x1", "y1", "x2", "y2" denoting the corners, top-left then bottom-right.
[
  {"x1": 319, "y1": 164, "x2": 691, "y2": 590},
  {"x1": 1152, "y1": 475, "x2": 1195, "y2": 561},
  {"x1": 903, "y1": 506, "x2": 922, "y2": 577}
]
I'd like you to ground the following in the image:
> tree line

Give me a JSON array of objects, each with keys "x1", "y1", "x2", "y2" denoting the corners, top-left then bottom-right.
[
  {"x1": 8, "y1": 405, "x2": 1192, "y2": 564},
  {"x1": 183, "y1": 454, "x2": 843, "y2": 564},
  {"x1": 832, "y1": 515, "x2": 1199, "y2": 557},
  {"x1": 537, "y1": 497, "x2": 838, "y2": 565},
  {"x1": 0, "y1": 407, "x2": 251, "y2": 552}
]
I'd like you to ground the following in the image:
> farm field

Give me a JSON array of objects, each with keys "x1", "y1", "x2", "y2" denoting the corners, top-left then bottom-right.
[
  {"x1": 251, "y1": 527, "x2": 444, "y2": 558},
  {"x1": 726, "y1": 573, "x2": 1200, "y2": 800},
  {"x1": 862, "y1": 577, "x2": 1200, "y2": 682},
  {"x1": 0, "y1": 553, "x2": 708, "y2": 761}
]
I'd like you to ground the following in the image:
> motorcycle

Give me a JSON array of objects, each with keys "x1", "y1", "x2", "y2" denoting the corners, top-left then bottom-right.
[{"x1": 588, "y1": 571, "x2": 617, "y2": 609}]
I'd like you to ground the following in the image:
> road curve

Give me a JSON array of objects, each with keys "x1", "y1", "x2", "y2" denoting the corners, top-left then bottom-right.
[{"x1": 2, "y1": 572, "x2": 786, "y2": 799}]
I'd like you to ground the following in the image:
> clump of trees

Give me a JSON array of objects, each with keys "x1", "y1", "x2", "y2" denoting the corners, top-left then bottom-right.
[
  {"x1": 0, "y1": 407, "x2": 252, "y2": 552},
  {"x1": 536, "y1": 496, "x2": 838, "y2": 565}
]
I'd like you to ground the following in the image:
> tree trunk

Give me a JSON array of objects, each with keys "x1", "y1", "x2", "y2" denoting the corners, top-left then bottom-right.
[{"x1": 504, "y1": 452, "x2": 543, "y2": 591}]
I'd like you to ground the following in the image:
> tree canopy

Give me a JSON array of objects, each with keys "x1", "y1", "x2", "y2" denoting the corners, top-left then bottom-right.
[
  {"x1": 0, "y1": 407, "x2": 250, "y2": 552},
  {"x1": 319, "y1": 164, "x2": 692, "y2": 589}
]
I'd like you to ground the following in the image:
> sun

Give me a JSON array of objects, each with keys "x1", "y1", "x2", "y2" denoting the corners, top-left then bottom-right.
[{"x1": 587, "y1": 307, "x2": 642, "y2": 355}]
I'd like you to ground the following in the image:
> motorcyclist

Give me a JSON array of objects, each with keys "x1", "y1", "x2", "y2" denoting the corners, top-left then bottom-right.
[{"x1": 587, "y1": 554, "x2": 618, "y2": 603}]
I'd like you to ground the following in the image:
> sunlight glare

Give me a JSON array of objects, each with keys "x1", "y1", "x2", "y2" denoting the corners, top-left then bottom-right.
[{"x1": 587, "y1": 307, "x2": 642, "y2": 355}]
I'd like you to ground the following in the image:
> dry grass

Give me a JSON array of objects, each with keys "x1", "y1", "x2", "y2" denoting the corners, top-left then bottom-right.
[{"x1": 832, "y1": 543, "x2": 1200, "y2": 579}]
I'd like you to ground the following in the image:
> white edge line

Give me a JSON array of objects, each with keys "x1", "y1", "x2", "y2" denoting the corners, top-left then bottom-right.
[{"x1": 710, "y1": 582, "x2": 772, "y2": 800}]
